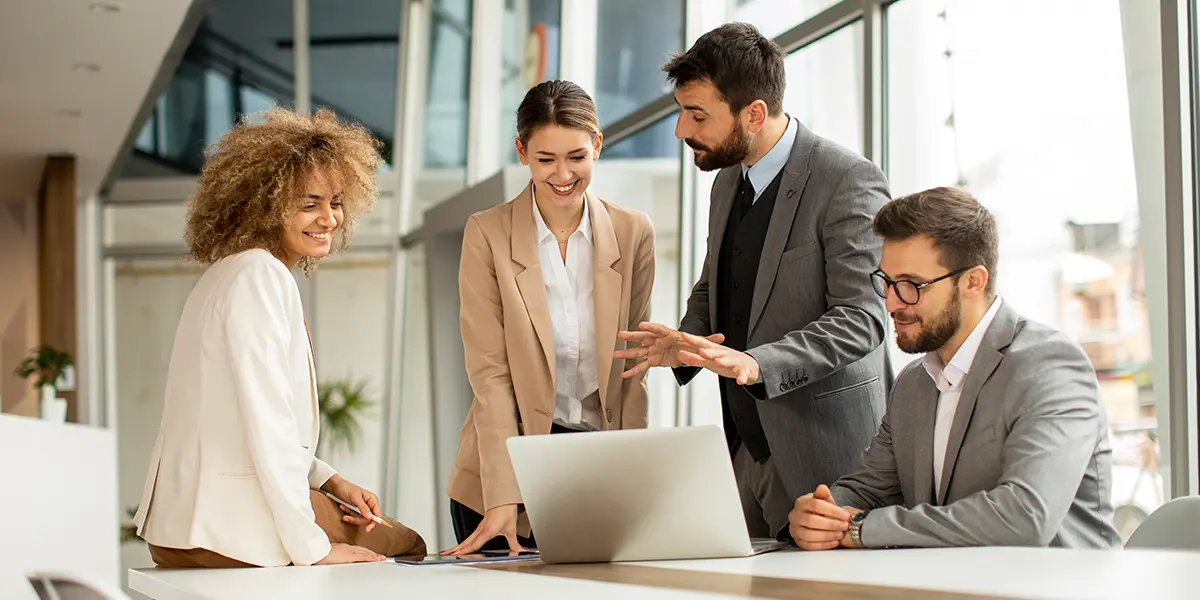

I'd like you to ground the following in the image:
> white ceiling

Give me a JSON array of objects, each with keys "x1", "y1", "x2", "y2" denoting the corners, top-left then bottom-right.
[{"x1": 0, "y1": 0, "x2": 196, "y2": 203}]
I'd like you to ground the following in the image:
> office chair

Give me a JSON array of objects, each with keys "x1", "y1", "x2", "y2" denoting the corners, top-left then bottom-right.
[
  {"x1": 26, "y1": 571, "x2": 132, "y2": 600},
  {"x1": 1124, "y1": 495, "x2": 1200, "y2": 551}
]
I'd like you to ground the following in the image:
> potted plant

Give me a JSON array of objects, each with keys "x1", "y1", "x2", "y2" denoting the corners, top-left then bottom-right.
[
  {"x1": 317, "y1": 377, "x2": 375, "y2": 457},
  {"x1": 13, "y1": 344, "x2": 73, "y2": 422}
]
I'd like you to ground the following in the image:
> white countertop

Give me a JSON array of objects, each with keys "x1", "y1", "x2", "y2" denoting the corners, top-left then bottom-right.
[{"x1": 129, "y1": 546, "x2": 1199, "y2": 600}]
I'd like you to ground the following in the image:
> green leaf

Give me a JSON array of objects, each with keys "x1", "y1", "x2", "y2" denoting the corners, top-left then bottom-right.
[
  {"x1": 11, "y1": 344, "x2": 74, "y2": 388},
  {"x1": 317, "y1": 376, "x2": 375, "y2": 456}
]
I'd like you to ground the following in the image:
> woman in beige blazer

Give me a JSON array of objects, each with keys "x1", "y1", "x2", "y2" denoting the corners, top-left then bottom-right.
[
  {"x1": 444, "y1": 80, "x2": 656, "y2": 555},
  {"x1": 132, "y1": 107, "x2": 424, "y2": 568}
]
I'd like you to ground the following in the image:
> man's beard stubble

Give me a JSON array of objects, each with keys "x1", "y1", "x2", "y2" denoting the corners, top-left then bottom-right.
[
  {"x1": 686, "y1": 120, "x2": 753, "y2": 172},
  {"x1": 895, "y1": 288, "x2": 962, "y2": 355}
]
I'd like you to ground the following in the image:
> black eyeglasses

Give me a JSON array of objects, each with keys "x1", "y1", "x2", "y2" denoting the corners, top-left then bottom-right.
[{"x1": 870, "y1": 266, "x2": 975, "y2": 305}]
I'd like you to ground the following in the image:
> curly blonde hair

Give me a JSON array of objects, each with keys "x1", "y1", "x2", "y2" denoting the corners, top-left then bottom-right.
[{"x1": 184, "y1": 106, "x2": 383, "y2": 274}]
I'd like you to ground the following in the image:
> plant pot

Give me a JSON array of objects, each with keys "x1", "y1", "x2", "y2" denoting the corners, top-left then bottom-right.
[{"x1": 40, "y1": 385, "x2": 67, "y2": 423}]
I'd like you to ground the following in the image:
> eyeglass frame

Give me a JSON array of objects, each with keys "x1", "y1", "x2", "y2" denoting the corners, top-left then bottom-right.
[{"x1": 870, "y1": 265, "x2": 976, "y2": 306}]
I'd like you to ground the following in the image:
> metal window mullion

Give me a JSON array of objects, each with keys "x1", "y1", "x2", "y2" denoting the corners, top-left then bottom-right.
[
  {"x1": 1162, "y1": 0, "x2": 1199, "y2": 497},
  {"x1": 861, "y1": 0, "x2": 884, "y2": 164},
  {"x1": 466, "y1": 0, "x2": 504, "y2": 184}
]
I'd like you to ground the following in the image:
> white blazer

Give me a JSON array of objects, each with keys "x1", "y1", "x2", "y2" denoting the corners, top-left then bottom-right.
[{"x1": 133, "y1": 249, "x2": 335, "y2": 567}]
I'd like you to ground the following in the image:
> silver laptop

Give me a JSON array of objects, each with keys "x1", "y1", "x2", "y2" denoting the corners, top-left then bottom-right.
[{"x1": 506, "y1": 425, "x2": 790, "y2": 564}]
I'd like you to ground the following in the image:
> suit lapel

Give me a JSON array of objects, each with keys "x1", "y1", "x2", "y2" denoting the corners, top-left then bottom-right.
[
  {"x1": 590, "y1": 195, "x2": 621, "y2": 424},
  {"x1": 707, "y1": 171, "x2": 738, "y2": 328},
  {"x1": 303, "y1": 318, "x2": 320, "y2": 443},
  {"x1": 748, "y1": 121, "x2": 816, "y2": 334},
  {"x1": 911, "y1": 374, "x2": 939, "y2": 507},
  {"x1": 936, "y1": 302, "x2": 1019, "y2": 504},
  {"x1": 511, "y1": 183, "x2": 557, "y2": 387}
]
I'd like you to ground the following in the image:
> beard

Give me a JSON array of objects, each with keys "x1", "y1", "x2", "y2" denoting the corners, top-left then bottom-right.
[
  {"x1": 685, "y1": 120, "x2": 753, "y2": 171},
  {"x1": 894, "y1": 288, "x2": 962, "y2": 354}
]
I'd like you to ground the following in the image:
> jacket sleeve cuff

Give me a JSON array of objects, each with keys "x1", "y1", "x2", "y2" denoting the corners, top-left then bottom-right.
[
  {"x1": 482, "y1": 478, "x2": 524, "y2": 511},
  {"x1": 292, "y1": 534, "x2": 333, "y2": 566},
  {"x1": 308, "y1": 458, "x2": 338, "y2": 490},
  {"x1": 745, "y1": 348, "x2": 808, "y2": 399}
]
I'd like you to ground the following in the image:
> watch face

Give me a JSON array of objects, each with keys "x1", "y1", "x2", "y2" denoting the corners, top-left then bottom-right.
[{"x1": 851, "y1": 510, "x2": 869, "y2": 523}]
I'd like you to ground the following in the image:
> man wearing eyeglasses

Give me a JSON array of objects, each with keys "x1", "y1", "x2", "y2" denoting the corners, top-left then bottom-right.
[{"x1": 788, "y1": 186, "x2": 1119, "y2": 550}]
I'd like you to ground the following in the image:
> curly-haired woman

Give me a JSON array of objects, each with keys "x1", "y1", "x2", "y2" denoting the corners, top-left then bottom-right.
[{"x1": 132, "y1": 107, "x2": 425, "y2": 568}]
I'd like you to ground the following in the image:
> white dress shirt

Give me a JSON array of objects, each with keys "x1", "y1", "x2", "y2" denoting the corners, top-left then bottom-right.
[
  {"x1": 923, "y1": 296, "x2": 1003, "y2": 497},
  {"x1": 740, "y1": 116, "x2": 798, "y2": 203},
  {"x1": 532, "y1": 190, "x2": 602, "y2": 431}
]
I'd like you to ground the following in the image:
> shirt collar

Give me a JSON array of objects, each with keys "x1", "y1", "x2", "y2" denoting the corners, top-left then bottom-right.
[
  {"x1": 740, "y1": 115, "x2": 798, "y2": 196},
  {"x1": 532, "y1": 185, "x2": 592, "y2": 244},
  {"x1": 922, "y1": 297, "x2": 1004, "y2": 391}
]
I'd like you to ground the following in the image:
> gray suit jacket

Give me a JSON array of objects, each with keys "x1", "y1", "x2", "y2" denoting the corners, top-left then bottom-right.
[
  {"x1": 677, "y1": 120, "x2": 892, "y2": 503},
  {"x1": 831, "y1": 302, "x2": 1120, "y2": 549}
]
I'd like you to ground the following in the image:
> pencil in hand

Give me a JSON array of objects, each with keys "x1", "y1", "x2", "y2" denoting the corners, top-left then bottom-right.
[{"x1": 324, "y1": 491, "x2": 394, "y2": 528}]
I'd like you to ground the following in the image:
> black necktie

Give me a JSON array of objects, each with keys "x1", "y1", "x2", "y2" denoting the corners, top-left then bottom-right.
[{"x1": 735, "y1": 172, "x2": 755, "y2": 222}]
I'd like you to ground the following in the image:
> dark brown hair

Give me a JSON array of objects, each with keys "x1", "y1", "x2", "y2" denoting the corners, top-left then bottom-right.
[
  {"x1": 873, "y1": 187, "x2": 999, "y2": 294},
  {"x1": 184, "y1": 106, "x2": 383, "y2": 275},
  {"x1": 662, "y1": 22, "x2": 787, "y2": 116},
  {"x1": 516, "y1": 80, "x2": 601, "y2": 146}
]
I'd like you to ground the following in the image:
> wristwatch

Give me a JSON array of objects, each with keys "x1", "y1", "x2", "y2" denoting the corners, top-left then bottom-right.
[{"x1": 848, "y1": 510, "x2": 870, "y2": 548}]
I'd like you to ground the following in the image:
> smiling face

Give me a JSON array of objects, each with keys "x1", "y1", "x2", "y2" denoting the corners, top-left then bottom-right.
[
  {"x1": 879, "y1": 235, "x2": 967, "y2": 354},
  {"x1": 673, "y1": 80, "x2": 754, "y2": 172},
  {"x1": 279, "y1": 168, "x2": 344, "y2": 267},
  {"x1": 516, "y1": 124, "x2": 601, "y2": 208}
]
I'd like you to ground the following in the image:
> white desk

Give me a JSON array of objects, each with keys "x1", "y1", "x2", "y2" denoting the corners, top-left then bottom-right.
[
  {"x1": 0, "y1": 415, "x2": 118, "y2": 600},
  {"x1": 130, "y1": 547, "x2": 1198, "y2": 600}
]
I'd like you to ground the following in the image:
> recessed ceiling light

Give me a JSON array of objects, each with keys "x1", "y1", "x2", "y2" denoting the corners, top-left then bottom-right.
[
  {"x1": 73, "y1": 62, "x2": 102, "y2": 73},
  {"x1": 56, "y1": 109, "x2": 83, "y2": 118},
  {"x1": 89, "y1": 1, "x2": 123, "y2": 13}
]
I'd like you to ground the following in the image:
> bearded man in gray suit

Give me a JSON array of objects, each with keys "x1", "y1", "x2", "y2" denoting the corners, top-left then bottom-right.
[
  {"x1": 617, "y1": 22, "x2": 891, "y2": 539},
  {"x1": 788, "y1": 187, "x2": 1119, "y2": 550}
]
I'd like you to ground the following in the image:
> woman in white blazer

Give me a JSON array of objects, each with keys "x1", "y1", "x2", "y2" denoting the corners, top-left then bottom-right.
[{"x1": 132, "y1": 107, "x2": 424, "y2": 568}]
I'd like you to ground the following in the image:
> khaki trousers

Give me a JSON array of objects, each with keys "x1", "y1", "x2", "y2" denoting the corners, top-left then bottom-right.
[{"x1": 148, "y1": 490, "x2": 426, "y2": 568}]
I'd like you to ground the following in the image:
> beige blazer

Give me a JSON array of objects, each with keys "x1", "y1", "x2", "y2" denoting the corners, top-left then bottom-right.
[
  {"x1": 447, "y1": 183, "x2": 655, "y2": 535},
  {"x1": 132, "y1": 249, "x2": 337, "y2": 567}
]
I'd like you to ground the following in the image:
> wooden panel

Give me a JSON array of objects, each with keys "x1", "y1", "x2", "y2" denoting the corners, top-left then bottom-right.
[
  {"x1": 37, "y1": 154, "x2": 77, "y2": 421},
  {"x1": 0, "y1": 192, "x2": 39, "y2": 416},
  {"x1": 476, "y1": 562, "x2": 1018, "y2": 600}
]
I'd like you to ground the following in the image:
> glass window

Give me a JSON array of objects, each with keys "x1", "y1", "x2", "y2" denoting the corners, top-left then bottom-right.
[
  {"x1": 733, "y1": 0, "x2": 843, "y2": 40},
  {"x1": 306, "y1": 0, "x2": 401, "y2": 235},
  {"x1": 425, "y1": 0, "x2": 472, "y2": 171},
  {"x1": 412, "y1": 0, "x2": 473, "y2": 233},
  {"x1": 119, "y1": 0, "x2": 295, "y2": 178},
  {"x1": 595, "y1": 0, "x2": 684, "y2": 127},
  {"x1": 240, "y1": 84, "x2": 280, "y2": 116},
  {"x1": 501, "y1": 0, "x2": 562, "y2": 164},
  {"x1": 590, "y1": 115, "x2": 682, "y2": 427},
  {"x1": 603, "y1": 116, "x2": 677, "y2": 160},
  {"x1": 887, "y1": 0, "x2": 1166, "y2": 540},
  {"x1": 783, "y1": 22, "x2": 864, "y2": 155},
  {"x1": 308, "y1": 0, "x2": 401, "y2": 166},
  {"x1": 204, "y1": 70, "x2": 234, "y2": 147},
  {"x1": 134, "y1": 118, "x2": 155, "y2": 154}
]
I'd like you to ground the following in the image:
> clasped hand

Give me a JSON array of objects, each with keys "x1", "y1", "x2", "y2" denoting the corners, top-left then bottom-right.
[{"x1": 788, "y1": 484, "x2": 862, "y2": 551}]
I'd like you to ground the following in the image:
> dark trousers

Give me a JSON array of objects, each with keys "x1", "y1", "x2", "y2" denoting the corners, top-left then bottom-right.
[{"x1": 450, "y1": 422, "x2": 581, "y2": 550}]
